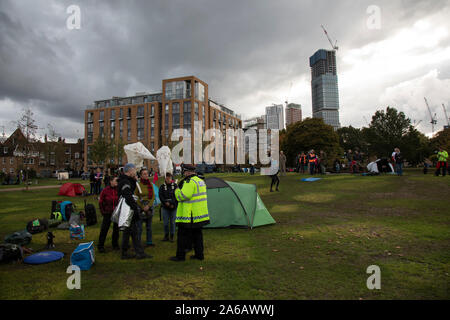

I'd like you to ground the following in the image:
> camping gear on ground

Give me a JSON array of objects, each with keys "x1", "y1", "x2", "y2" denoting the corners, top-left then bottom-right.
[
  {"x1": 46, "y1": 232, "x2": 55, "y2": 249},
  {"x1": 58, "y1": 183, "x2": 86, "y2": 197},
  {"x1": 301, "y1": 178, "x2": 322, "y2": 182},
  {"x1": 69, "y1": 211, "x2": 83, "y2": 226},
  {"x1": 50, "y1": 211, "x2": 63, "y2": 221},
  {"x1": 26, "y1": 218, "x2": 48, "y2": 234},
  {"x1": 124, "y1": 142, "x2": 156, "y2": 169},
  {"x1": 48, "y1": 218, "x2": 62, "y2": 228},
  {"x1": 367, "y1": 158, "x2": 395, "y2": 174},
  {"x1": 70, "y1": 241, "x2": 95, "y2": 271},
  {"x1": 4, "y1": 230, "x2": 32, "y2": 246},
  {"x1": 51, "y1": 200, "x2": 60, "y2": 215},
  {"x1": 204, "y1": 177, "x2": 275, "y2": 229},
  {"x1": 57, "y1": 201, "x2": 73, "y2": 221},
  {"x1": 23, "y1": 251, "x2": 64, "y2": 265},
  {"x1": 112, "y1": 197, "x2": 134, "y2": 230},
  {"x1": 70, "y1": 224, "x2": 85, "y2": 240},
  {"x1": 57, "y1": 221, "x2": 70, "y2": 230},
  {"x1": 0, "y1": 244, "x2": 23, "y2": 263},
  {"x1": 84, "y1": 200, "x2": 97, "y2": 226}
]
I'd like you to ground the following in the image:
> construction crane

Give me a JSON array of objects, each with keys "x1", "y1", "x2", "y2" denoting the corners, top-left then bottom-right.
[
  {"x1": 442, "y1": 103, "x2": 450, "y2": 127},
  {"x1": 285, "y1": 82, "x2": 293, "y2": 107},
  {"x1": 412, "y1": 120, "x2": 422, "y2": 129},
  {"x1": 424, "y1": 97, "x2": 437, "y2": 134},
  {"x1": 321, "y1": 25, "x2": 339, "y2": 51}
]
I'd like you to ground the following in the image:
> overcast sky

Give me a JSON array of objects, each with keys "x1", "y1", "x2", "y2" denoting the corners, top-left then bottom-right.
[{"x1": 1, "y1": 0, "x2": 450, "y2": 141}]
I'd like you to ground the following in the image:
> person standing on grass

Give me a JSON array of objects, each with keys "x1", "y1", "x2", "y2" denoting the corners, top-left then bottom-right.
[
  {"x1": 280, "y1": 151, "x2": 287, "y2": 176},
  {"x1": 391, "y1": 148, "x2": 404, "y2": 176},
  {"x1": 307, "y1": 150, "x2": 317, "y2": 175},
  {"x1": 118, "y1": 163, "x2": 150, "y2": 260},
  {"x1": 170, "y1": 164, "x2": 210, "y2": 262},
  {"x1": 135, "y1": 168, "x2": 155, "y2": 247},
  {"x1": 159, "y1": 172, "x2": 178, "y2": 242},
  {"x1": 94, "y1": 167, "x2": 103, "y2": 195},
  {"x1": 98, "y1": 176, "x2": 120, "y2": 253},
  {"x1": 267, "y1": 152, "x2": 280, "y2": 192},
  {"x1": 435, "y1": 147, "x2": 448, "y2": 177}
]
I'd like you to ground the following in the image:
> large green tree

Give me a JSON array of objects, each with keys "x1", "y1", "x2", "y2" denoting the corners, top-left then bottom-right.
[
  {"x1": 90, "y1": 136, "x2": 113, "y2": 167},
  {"x1": 337, "y1": 126, "x2": 369, "y2": 154},
  {"x1": 364, "y1": 107, "x2": 430, "y2": 164},
  {"x1": 430, "y1": 128, "x2": 450, "y2": 154},
  {"x1": 281, "y1": 118, "x2": 342, "y2": 166}
]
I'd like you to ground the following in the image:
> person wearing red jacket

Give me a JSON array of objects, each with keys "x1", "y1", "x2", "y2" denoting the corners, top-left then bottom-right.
[{"x1": 98, "y1": 176, "x2": 120, "y2": 253}]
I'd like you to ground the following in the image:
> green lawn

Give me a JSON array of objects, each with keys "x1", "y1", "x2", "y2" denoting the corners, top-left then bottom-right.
[
  {"x1": 0, "y1": 178, "x2": 87, "y2": 189},
  {"x1": 0, "y1": 170, "x2": 449, "y2": 300}
]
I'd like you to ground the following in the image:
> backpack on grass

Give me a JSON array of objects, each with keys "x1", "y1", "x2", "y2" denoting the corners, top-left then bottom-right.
[
  {"x1": 26, "y1": 218, "x2": 48, "y2": 234},
  {"x1": 84, "y1": 200, "x2": 97, "y2": 226},
  {"x1": 0, "y1": 244, "x2": 23, "y2": 263},
  {"x1": 4, "y1": 230, "x2": 32, "y2": 246}
]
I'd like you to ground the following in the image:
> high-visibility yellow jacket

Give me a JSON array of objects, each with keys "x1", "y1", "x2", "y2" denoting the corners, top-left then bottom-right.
[
  {"x1": 175, "y1": 175, "x2": 210, "y2": 226},
  {"x1": 437, "y1": 150, "x2": 448, "y2": 162}
]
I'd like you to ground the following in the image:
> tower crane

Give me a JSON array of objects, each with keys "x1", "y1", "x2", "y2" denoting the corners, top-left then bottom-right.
[
  {"x1": 424, "y1": 97, "x2": 437, "y2": 134},
  {"x1": 412, "y1": 120, "x2": 422, "y2": 129},
  {"x1": 285, "y1": 82, "x2": 293, "y2": 107},
  {"x1": 321, "y1": 25, "x2": 339, "y2": 51},
  {"x1": 442, "y1": 103, "x2": 450, "y2": 127}
]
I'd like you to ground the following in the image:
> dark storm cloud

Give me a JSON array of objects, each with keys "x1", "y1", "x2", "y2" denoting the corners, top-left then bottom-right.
[{"x1": 0, "y1": 0, "x2": 449, "y2": 139}]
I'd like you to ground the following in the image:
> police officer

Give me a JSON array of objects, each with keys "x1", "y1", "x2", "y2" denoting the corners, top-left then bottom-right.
[{"x1": 170, "y1": 164, "x2": 210, "y2": 262}]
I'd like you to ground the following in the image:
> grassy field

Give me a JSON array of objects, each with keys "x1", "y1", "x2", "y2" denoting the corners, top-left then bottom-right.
[
  {"x1": 0, "y1": 170, "x2": 449, "y2": 300},
  {"x1": 0, "y1": 178, "x2": 87, "y2": 189}
]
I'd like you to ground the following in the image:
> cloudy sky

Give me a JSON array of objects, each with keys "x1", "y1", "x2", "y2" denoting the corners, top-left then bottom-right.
[{"x1": 1, "y1": 0, "x2": 450, "y2": 141}]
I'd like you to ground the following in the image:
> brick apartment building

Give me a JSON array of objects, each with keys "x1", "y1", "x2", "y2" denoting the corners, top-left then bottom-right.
[
  {"x1": 0, "y1": 128, "x2": 84, "y2": 178},
  {"x1": 285, "y1": 103, "x2": 302, "y2": 127},
  {"x1": 85, "y1": 76, "x2": 242, "y2": 170}
]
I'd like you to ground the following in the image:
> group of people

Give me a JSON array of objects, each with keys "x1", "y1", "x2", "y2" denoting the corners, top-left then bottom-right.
[
  {"x1": 294, "y1": 150, "x2": 328, "y2": 175},
  {"x1": 97, "y1": 163, "x2": 210, "y2": 261}
]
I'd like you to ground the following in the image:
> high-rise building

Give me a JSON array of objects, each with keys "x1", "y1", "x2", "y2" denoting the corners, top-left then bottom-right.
[
  {"x1": 310, "y1": 49, "x2": 340, "y2": 129},
  {"x1": 84, "y1": 76, "x2": 242, "y2": 170},
  {"x1": 285, "y1": 103, "x2": 302, "y2": 127},
  {"x1": 265, "y1": 104, "x2": 284, "y2": 130}
]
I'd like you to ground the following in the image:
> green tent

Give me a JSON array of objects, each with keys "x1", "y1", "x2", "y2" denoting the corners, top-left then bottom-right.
[{"x1": 204, "y1": 177, "x2": 276, "y2": 229}]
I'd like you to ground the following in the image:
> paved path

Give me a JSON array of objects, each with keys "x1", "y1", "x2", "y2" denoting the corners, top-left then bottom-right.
[{"x1": 0, "y1": 183, "x2": 89, "y2": 193}]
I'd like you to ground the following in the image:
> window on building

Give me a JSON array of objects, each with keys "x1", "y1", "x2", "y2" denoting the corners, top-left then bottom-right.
[
  {"x1": 119, "y1": 108, "x2": 123, "y2": 119},
  {"x1": 99, "y1": 121, "x2": 105, "y2": 138},
  {"x1": 75, "y1": 152, "x2": 80, "y2": 159},
  {"x1": 137, "y1": 106, "x2": 144, "y2": 118},
  {"x1": 65, "y1": 148, "x2": 70, "y2": 155},
  {"x1": 99, "y1": 110, "x2": 104, "y2": 121},
  {"x1": 137, "y1": 118, "x2": 145, "y2": 140},
  {"x1": 150, "y1": 105, "x2": 155, "y2": 116},
  {"x1": 3, "y1": 147, "x2": 7, "y2": 154},
  {"x1": 127, "y1": 119, "x2": 131, "y2": 141},
  {"x1": 2, "y1": 158, "x2": 5, "y2": 164},
  {"x1": 10, "y1": 158, "x2": 14, "y2": 165},
  {"x1": 10, "y1": 168, "x2": 14, "y2": 174},
  {"x1": 150, "y1": 118, "x2": 155, "y2": 137},
  {"x1": 172, "y1": 102, "x2": 180, "y2": 129},
  {"x1": 151, "y1": 142, "x2": 154, "y2": 152},
  {"x1": 111, "y1": 120, "x2": 116, "y2": 139},
  {"x1": 87, "y1": 112, "x2": 94, "y2": 122},
  {"x1": 195, "y1": 81, "x2": 205, "y2": 101},
  {"x1": 165, "y1": 82, "x2": 174, "y2": 100},
  {"x1": 110, "y1": 109, "x2": 116, "y2": 120},
  {"x1": 127, "y1": 108, "x2": 131, "y2": 119}
]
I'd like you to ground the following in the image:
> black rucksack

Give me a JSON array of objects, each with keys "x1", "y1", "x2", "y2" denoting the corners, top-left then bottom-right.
[
  {"x1": 84, "y1": 200, "x2": 97, "y2": 226},
  {"x1": 26, "y1": 218, "x2": 48, "y2": 234},
  {"x1": 0, "y1": 244, "x2": 23, "y2": 263},
  {"x1": 4, "y1": 230, "x2": 32, "y2": 246}
]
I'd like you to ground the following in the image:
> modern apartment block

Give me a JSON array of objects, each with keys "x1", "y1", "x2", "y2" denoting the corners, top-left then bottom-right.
[
  {"x1": 285, "y1": 103, "x2": 302, "y2": 127},
  {"x1": 310, "y1": 49, "x2": 341, "y2": 129},
  {"x1": 84, "y1": 76, "x2": 242, "y2": 170},
  {"x1": 265, "y1": 104, "x2": 284, "y2": 130}
]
